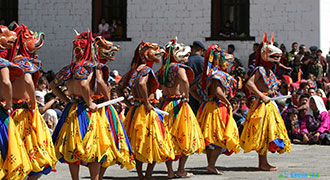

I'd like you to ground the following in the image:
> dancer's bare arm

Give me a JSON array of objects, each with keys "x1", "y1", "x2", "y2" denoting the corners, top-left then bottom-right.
[
  {"x1": 24, "y1": 73, "x2": 36, "y2": 109},
  {"x1": 246, "y1": 71, "x2": 270, "y2": 103},
  {"x1": 178, "y1": 67, "x2": 189, "y2": 102},
  {"x1": 190, "y1": 83, "x2": 204, "y2": 103},
  {"x1": 50, "y1": 82, "x2": 70, "y2": 103}
]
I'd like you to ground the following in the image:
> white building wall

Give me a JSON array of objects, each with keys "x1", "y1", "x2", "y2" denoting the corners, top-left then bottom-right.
[
  {"x1": 18, "y1": 0, "x2": 322, "y2": 74},
  {"x1": 320, "y1": 0, "x2": 330, "y2": 55},
  {"x1": 18, "y1": 0, "x2": 92, "y2": 71},
  {"x1": 250, "y1": 0, "x2": 320, "y2": 54}
]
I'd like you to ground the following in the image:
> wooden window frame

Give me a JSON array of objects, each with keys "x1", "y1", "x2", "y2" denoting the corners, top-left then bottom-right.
[{"x1": 206, "y1": 0, "x2": 255, "y2": 41}]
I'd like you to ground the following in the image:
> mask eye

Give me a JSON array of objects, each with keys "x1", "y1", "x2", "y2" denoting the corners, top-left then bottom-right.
[{"x1": 268, "y1": 49, "x2": 273, "y2": 53}]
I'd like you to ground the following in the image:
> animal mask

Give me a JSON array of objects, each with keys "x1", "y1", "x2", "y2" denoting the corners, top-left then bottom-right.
[
  {"x1": 0, "y1": 25, "x2": 17, "y2": 50},
  {"x1": 95, "y1": 36, "x2": 120, "y2": 63},
  {"x1": 260, "y1": 32, "x2": 282, "y2": 63}
]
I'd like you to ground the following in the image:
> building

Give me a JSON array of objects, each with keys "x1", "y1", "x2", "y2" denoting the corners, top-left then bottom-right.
[{"x1": 1, "y1": 0, "x2": 330, "y2": 74}]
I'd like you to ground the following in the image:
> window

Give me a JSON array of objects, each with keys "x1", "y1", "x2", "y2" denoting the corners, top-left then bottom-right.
[
  {"x1": 207, "y1": 0, "x2": 254, "y2": 41},
  {"x1": 0, "y1": 0, "x2": 18, "y2": 26},
  {"x1": 92, "y1": 0, "x2": 131, "y2": 41}
]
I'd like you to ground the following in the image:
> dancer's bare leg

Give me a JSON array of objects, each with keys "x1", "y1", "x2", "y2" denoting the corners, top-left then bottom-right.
[
  {"x1": 88, "y1": 162, "x2": 101, "y2": 180},
  {"x1": 69, "y1": 164, "x2": 80, "y2": 180},
  {"x1": 206, "y1": 148, "x2": 222, "y2": 175},
  {"x1": 99, "y1": 167, "x2": 107, "y2": 180},
  {"x1": 258, "y1": 153, "x2": 277, "y2": 171},
  {"x1": 136, "y1": 160, "x2": 144, "y2": 180},
  {"x1": 176, "y1": 156, "x2": 193, "y2": 178},
  {"x1": 144, "y1": 162, "x2": 156, "y2": 180},
  {"x1": 166, "y1": 160, "x2": 175, "y2": 179}
]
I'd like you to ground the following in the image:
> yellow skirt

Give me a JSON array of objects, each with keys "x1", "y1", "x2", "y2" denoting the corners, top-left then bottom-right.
[
  {"x1": 0, "y1": 111, "x2": 32, "y2": 180},
  {"x1": 197, "y1": 101, "x2": 240, "y2": 154},
  {"x1": 123, "y1": 104, "x2": 175, "y2": 164},
  {"x1": 52, "y1": 103, "x2": 135, "y2": 169},
  {"x1": 160, "y1": 101, "x2": 204, "y2": 156},
  {"x1": 11, "y1": 104, "x2": 57, "y2": 175},
  {"x1": 240, "y1": 100, "x2": 291, "y2": 155}
]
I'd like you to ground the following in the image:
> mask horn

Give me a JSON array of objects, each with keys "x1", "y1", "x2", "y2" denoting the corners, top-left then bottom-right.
[
  {"x1": 271, "y1": 32, "x2": 274, "y2": 45},
  {"x1": 73, "y1": 29, "x2": 80, "y2": 36},
  {"x1": 263, "y1": 32, "x2": 267, "y2": 43}
]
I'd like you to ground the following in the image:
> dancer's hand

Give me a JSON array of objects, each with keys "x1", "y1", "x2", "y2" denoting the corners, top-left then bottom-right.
[
  {"x1": 145, "y1": 103, "x2": 153, "y2": 112},
  {"x1": 261, "y1": 95, "x2": 270, "y2": 104},
  {"x1": 88, "y1": 102, "x2": 98, "y2": 112}
]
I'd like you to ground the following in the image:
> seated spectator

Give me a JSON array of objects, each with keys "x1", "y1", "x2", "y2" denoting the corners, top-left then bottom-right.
[
  {"x1": 308, "y1": 87, "x2": 316, "y2": 97},
  {"x1": 97, "y1": 18, "x2": 111, "y2": 39},
  {"x1": 42, "y1": 93, "x2": 60, "y2": 134},
  {"x1": 219, "y1": 20, "x2": 237, "y2": 38},
  {"x1": 301, "y1": 96, "x2": 330, "y2": 144},
  {"x1": 285, "y1": 109, "x2": 302, "y2": 143},
  {"x1": 36, "y1": 76, "x2": 49, "y2": 107}
]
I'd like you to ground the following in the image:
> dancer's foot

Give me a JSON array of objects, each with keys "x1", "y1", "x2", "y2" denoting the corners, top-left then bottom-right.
[
  {"x1": 258, "y1": 164, "x2": 277, "y2": 171},
  {"x1": 168, "y1": 171, "x2": 177, "y2": 179},
  {"x1": 206, "y1": 166, "x2": 223, "y2": 175},
  {"x1": 176, "y1": 171, "x2": 194, "y2": 178}
]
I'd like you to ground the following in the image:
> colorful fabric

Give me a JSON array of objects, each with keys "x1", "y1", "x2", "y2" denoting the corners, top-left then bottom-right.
[
  {"x1": 0, "y1": 58, "x2": 23, "y2": 81},
  {"x1": 254, "y1": 66, "x2": 278, "y2": 89},
  {"x1": 197, "y1": 101, "x2": 240, "y2": 154},
  {"x1": 12, "y1": 56, "x2": 41, "y2": 74},
  {"x1": 52, "y1": 102, "x2": 135, "y2": 169},
  {"x1": 53, "y1": 61, "x2": 108, "y2": 86},
  {"x1": 128, "y1": 65, "x2": 159, "y2": 94},
  {"x1": 11, "y1": 103, "x2": 57, "y2": 176},
  {"x1": 0, "y1": 108, "x2": 32, "y2": 180},
  {"x1": 123, "y1": 103, "x2": 175, "y2": 163},
  {"x1": 159, "y1": 97, "x2": 204, "y2": 156},
  {"x1": 240, "y1": 99, "x2": 291, "y2": 155},
  {"x1": 158, "y1": 63, "x2": 194, "y2": 88}
]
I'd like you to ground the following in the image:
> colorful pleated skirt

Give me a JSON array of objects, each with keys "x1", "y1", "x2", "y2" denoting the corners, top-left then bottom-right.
[
  {"x1": 197, "y1": 101, "x2": 240, "y2": 154},
  {"x1": 0, "y1": 108, "x2": 32, "y2": 180},
  {"x1": 159, "y1": 96, "x2": 204, "y2": 156},
  {"x1": 123, "y1": 103, "x2": 175, "y2": 164},
  {"x1": 11, "y1": 102, "x2": 57, "y2": 176},
  {"x1": 52, "y1": 102, "x2": 135, "y2": 169},
  {"x1": 240, "y1": 100, "x2": 291, "y2": 155}
]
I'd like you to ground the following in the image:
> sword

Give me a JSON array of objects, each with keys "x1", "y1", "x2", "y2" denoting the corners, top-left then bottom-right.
[
  {"x1": 270, "y1": 95, "x2": 292, "y2": 101},
  {"x1": 87, "y1": 97, "x2": 125, "y2": 111},
  {"x1": 154, "y1": 108, "x2": 169, "y2": 116}
]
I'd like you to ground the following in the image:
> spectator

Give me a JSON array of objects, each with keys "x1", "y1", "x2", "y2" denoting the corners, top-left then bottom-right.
[
  {"x1": 219, "y1": 20, "x2": 237, "y2": 38},
  {"x1": 42, "y1": 93, "x2": 59, "y2": 134},
  {"x1": 317, "y1": 49, "x2": 327, "y2": 76},
  {"x1": 186, "y1": 41, "x2": 206, "y2": 114},
  {"x1": 98, "y1": 18, "x2": 110, "y2": 39},
  {"x1": 326, "y1": 48, "x2": 330, "y2": 77},
  {"x1": 285, "y1": 109, "x2": 302, "y2": 143},
  {"x1": 36, "y1": 76, "x2": 48, "y2": 107},
  {"x1": 109, "y1": 19, "x2": 117, "y2": 36},
  {"x1": 227, "y1": 44, "x2": 240, "y2": 73},
  {"x1": 248, "y1": 43, "x2": 259, "y2": 67},
  {"x1": 114, "y1": 19, "x2": 123, "y2": 38},
  {"x1": 307, "y1": 54, "x2": 323, "y2": 79},
  {"x1": 287, "y1": 42, "x2": 298, "y2": 67},
  {"x1": 301, "y1": 96, "x2": 330, "y2": 144}
]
